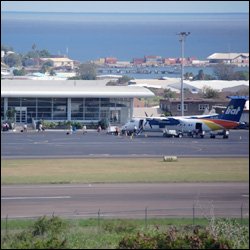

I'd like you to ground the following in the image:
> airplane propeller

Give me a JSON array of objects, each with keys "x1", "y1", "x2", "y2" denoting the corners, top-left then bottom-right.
[
  {"x1": 144, "y1": 117, "x2": 153, "y2": 129},
  {"x1": 144, "y1": 112, "x2": 154, "y2": 129},
  {"x1": 144, "y1": 112, "x2": 153, "y2": 117}
]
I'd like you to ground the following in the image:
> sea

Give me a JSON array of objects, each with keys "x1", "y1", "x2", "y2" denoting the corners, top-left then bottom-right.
[{"x1": 1, "y1": 11, "x2": 249, "y2": 78}]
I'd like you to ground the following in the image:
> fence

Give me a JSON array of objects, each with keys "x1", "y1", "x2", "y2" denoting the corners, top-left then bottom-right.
[{"x1": 2, "y1": 201, "x2": 249, "y2": 223}]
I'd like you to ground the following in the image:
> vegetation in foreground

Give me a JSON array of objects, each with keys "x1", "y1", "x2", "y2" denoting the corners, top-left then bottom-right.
[{"x1": 1, "y1": 216, "x2": 249, "y2": 249}]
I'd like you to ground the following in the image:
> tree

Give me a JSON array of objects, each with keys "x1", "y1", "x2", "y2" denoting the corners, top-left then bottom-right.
[
  {"x1": 49, "y1": 69, "x2": 56, "y2": 76},
  {"x1": 13, "y1": 68, "x2": 26, "y2": 76},
  {"x1": 25, "y1": 51, "x2": 39, "y2": 59},
  {"x1": 77, "y1": 63, "x2": 97, "y2": 80},
  {"x1": 40, "y1": 60, "x2": 53, "y2": 73},
  {"x1": 213, "y1": 64, "x2": 235, "y2": 80},
  {"x1": 38, "y1": 49, "x2": 51, "y2": 58},
  {"x1": 6, "y1": 108, "x2": 16, "y2": 125},
  {"x1": 163, "y1": 88, "x2": 176, "y2": 98},
  {"x1": 184, "y1": 72, "x2": 194, "y2": 80},
  {"x1": 197, "y1": 69, "x2": 205, "y2": 80},
  {"x1": 117, "y1": 75, "x2": 133, "y2": 85},
  {"x1": 43, "y1": 60, "x2": 53, "y2": 67},
  {"x1": 22, "y1": 57, "x2": 38, "y2": 67},
  {"x1": 202, "y1": 86, "x2": 219, "y2": 99},
  {"x1": 233, "y1": 71, "x2": 249, "y2": 80},
  {"x1": 4, "y1": 53, "x2": 22, "y2": 67},
  {"x1": 192, "y1": 70, "x2": 215, "y2": 81},
  {"x1": 32, "y1": 43, "x2": 37, "y2": 51}
]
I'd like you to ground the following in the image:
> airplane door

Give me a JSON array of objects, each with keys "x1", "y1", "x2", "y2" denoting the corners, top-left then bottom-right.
[
  {"x1": 195, "y1": 123, "x2": 203, "y2": 132},
  {"x1": 139, "y1": 119, "x2": 144, "y2": 130}
]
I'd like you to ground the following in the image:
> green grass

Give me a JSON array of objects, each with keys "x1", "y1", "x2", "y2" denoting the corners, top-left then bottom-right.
[
  {"x1": 2, "y1": 217, "x2": 248, "y2": 232},
  {"x1": 1, "y1": 217, "x2": 249, "y2": 249},
  {"x1": 1, "y1": 158, "x2": 249, "y2": 184}
]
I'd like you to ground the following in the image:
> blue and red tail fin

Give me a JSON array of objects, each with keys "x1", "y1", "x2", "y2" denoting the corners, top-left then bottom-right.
[{"x1": 218, "y1": 96, "x2": 248, "y2": 122}]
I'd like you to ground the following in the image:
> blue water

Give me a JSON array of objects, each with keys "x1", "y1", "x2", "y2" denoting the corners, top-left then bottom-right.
[{"x1": 1, "y1": 12, "x2": 249, "y2": 62}]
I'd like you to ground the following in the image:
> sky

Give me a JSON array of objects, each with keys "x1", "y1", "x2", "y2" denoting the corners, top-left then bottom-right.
[{"x1": 1, "y1": 1, "x2": 249, "y2": 13}]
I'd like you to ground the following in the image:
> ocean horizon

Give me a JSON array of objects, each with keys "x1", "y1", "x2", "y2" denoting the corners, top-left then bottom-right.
[{"x1": 1, "y1": 11, "x2": 249, "y2": 62}]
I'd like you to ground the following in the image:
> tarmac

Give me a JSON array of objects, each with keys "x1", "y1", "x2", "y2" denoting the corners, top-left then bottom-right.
[{"x1": 1, "y1": 129, "x2": 249, "y2": 159}]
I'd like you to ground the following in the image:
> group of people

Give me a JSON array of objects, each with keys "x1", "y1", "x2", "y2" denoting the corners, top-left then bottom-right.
[
  {"x1": 67, "y1": 125, "x2": 87, "y2": 135},
  {"x1": 122, "y1": 125, "x2": 138, "y2": 137},
  {"x1": 2, "y1": 122, "x2": 137, "y2": 136}
]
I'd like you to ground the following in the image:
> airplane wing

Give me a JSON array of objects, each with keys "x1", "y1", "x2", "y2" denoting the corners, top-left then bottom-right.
[{"x1": 146, "y1": 117, "x2": 180, "y2": 128}]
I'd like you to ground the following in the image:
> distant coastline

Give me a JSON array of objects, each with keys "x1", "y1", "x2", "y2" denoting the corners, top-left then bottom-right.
[
  {"x1": 2, "y1": 12, "x2": 248, "y2": 62},
  {"x1": 2, "y1": 11, "x2": 248, "y2": 14}
]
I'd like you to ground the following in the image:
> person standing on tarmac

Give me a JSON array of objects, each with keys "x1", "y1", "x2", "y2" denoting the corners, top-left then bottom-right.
[
  {"x1": 133, "y1": 125, "x2": 137, "y2": 136},
  {"x1": 97, "y1": 125, "x2": 102, "y2": 133}
]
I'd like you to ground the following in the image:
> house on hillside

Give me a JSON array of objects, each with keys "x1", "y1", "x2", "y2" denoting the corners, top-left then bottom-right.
[
  {"x1": 207, "y1": 53, "x2": 249, "y2": 65},
  {"x1": 39, "y1": 57, "x2": 75, "y2": 70}
]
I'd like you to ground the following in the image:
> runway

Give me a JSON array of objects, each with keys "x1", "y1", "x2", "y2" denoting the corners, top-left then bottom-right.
[
  {"x1": 1, "y1": 129, "x2": 249, "y2": 159},
  {"x1": 1, "y1": 130, "x2": 249, "y2": 220},
  {"x1": 1, "y1": 183, "x2": 249, "y2": 219}
]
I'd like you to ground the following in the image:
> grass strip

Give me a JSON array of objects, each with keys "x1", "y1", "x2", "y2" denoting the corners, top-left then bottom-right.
[{"x1": 1, "y1": 157, "x2": 248, "y2": 184}]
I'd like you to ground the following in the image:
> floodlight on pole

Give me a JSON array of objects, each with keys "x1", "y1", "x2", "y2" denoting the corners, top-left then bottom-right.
[{"x1": 177, "y1": 32, "x2": 190, "y2": 116}]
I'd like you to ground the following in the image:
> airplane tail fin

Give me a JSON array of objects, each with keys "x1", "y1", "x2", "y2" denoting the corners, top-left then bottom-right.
[{"x1": 218, "y1": 96, "x2": 248, "y2": 122}]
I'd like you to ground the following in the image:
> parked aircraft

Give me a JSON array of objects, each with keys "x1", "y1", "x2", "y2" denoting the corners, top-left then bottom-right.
[
  {"x1": 121, "y1": 113, "x2": 218, "y2": 136},
  {"x1": 121, "y1": 107, "x2": 218, "y2": 135},
  {"x1": 145, "y1": 96, "x2": 248, "y2": 138},
  {"x1": 121, "y1": 96, "x2": 248, "y2": 138}
]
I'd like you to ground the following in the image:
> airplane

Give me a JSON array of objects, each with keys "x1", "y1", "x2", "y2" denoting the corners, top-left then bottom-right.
[
  {"x1": 145, "y1": 96, "x2": 248, "y2": 139},
  {"x1": 121, "y1": 107, "x2": 218, "y2": 135},
  {"x1": 121, "y1": 96, "x2": 248, "y2": 138},
  {"x1": 121, "y1": 112, "x2": 218, "y2": 135}
]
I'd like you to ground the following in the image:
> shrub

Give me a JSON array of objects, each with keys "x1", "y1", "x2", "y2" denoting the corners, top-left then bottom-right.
[
  {"x1": 3, "y1": 216, "x2": 68, "y2": 249},
  {"x1": 71, "y1": 121, "x2": 83, "y2": 129},
  {"x1": 98, "y1": 118, "x2": 109, "y2": 129},
  {"x1": 117, "y1": 223, "x2": 247, "y2": 249}
]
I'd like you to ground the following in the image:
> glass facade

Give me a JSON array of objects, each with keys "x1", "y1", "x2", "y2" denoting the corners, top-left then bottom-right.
[
  {"x1": 37, "y1": 98, "x2": 52, "y2": 120},
  {"x1": 53, "y1": 98, "x2": 67, "y2": 120},
  {"x1": 22, "y1": 98, "x2": 36, "y2": 123},
  {"x1": 1, "y1": 97, "x2": 132, "y2": 124},
  {"x1": 71, "y1": 98, "x2": 84, "y2": 120}
]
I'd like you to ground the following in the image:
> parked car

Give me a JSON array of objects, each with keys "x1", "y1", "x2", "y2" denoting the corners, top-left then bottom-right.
[{"x1": 163, "y1": 129, "x2": 183, "y2": 138}]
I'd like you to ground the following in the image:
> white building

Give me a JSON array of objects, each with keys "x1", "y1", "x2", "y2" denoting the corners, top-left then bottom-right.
[
  {"x1": 207, "y1": 53, "x2": 249, "y2": 65},
  {"x1": 1, "y1": 80, "x2": 154, "y2": 125},
  {"x1": 39, "y1": 57, "x2": 75, "y2": 69}
]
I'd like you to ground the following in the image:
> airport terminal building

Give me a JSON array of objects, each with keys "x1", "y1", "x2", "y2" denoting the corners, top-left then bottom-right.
[{"x1": 1, "y1": 80, "x2": 154, "y2": 125}]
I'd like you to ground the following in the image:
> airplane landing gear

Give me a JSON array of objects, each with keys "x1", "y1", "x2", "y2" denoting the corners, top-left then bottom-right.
[{"x1": 223, "y1": 130, "x2": 229, "y2": 139}]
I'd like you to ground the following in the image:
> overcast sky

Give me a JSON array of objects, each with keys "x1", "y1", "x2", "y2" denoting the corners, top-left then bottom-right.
[{"x1": 1, "y1": 1, "x2": 249, "y2": 13}]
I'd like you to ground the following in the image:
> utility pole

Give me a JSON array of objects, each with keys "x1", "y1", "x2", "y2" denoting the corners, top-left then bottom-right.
[{"x1": 177, "y1": 32, "x2": 190, "y2": 116}]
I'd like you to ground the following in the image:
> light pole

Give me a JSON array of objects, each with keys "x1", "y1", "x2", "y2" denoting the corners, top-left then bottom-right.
[{"x1": 177, "y1": 32, "x2": 190, "y2": 116}]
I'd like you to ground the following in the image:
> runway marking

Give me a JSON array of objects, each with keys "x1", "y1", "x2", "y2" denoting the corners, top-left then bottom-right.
[{"x1": 2, "y1": 196, "x2": 71, "y2": 200}]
